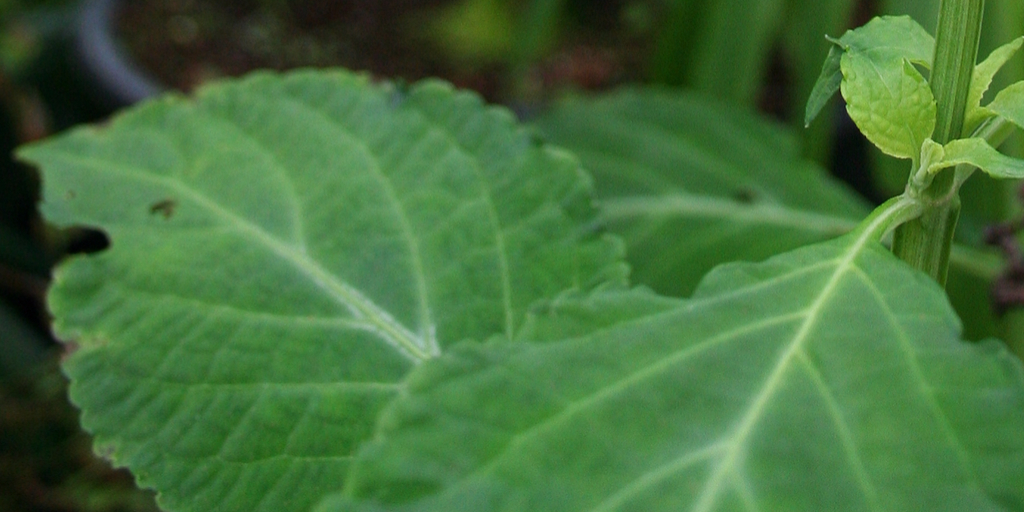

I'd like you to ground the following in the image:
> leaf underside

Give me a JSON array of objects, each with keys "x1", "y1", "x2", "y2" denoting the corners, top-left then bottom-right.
[
  {"x1": 805, "y1": 44, "x2": 845, "y2": 127},
  {"x1": 330, "y1": 228, "x2": 1024, "y2": 512},
  {"x1": 19, "y1": 70, "x2": 625, "y2": 512},
  {"x1": 534, "y1": 88, "x2": 869, "y2": 297}
]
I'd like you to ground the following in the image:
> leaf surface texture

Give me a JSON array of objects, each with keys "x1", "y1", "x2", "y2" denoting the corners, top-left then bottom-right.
[
  {"x1": 19, "y1": 71, "x2": 624, "y2": 512},
  {"x1": 335, "y1": 225, "x2": 1024, "y2": 511}
]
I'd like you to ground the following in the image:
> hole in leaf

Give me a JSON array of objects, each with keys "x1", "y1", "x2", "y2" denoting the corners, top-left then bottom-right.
[{"x1": 64, "y1": 229, "x2": 110, "y2": 255}]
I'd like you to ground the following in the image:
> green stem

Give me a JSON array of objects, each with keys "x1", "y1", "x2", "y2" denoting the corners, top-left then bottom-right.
[
  {"x1": 931, "y1": 0, "x2": 985, "y2": 146},
  {"x1": 891, "y1": 0, "x2": 984, "y2": 286}
]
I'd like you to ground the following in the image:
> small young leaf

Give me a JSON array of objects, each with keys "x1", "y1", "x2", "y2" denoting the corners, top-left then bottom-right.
[
  {"x1": 986, "y1": 80, "x2": 1024, "y2": 131},
  {"x1": 805, "y1": 15, "x2": 934, "y2": 127},
  {"x1": 17, "y1": 70, "x2": 626, "y2": 512},
  {"x1": 804, "y1": 44, "x2": 844, "y2": 127},
  {"x1": 840, "y1": 54, "x2": 936, "y2": 159},
  {"x1": 333, "y1": 219, "x2": 1024, "y2": 511},
  {"x1": 964, "y1": 37, "x2": 1024, "y2": 134},
  {"x1": 929, "y1": 137, "x2": 1024, "y2": 179}
]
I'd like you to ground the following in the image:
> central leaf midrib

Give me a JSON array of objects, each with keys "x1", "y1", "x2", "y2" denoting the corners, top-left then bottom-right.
[
  {"x1": 429, "y1": 263, "x2": 841, "y2": 503},
  {"x1": 267, "y1": 93, "x2": 443, "y2": 354},
  {"x1": 601, "y1": 195, "x2": 859, "y2": 234},
  {"x1": 57, "y1": 153, "x2": 430, "y2": 362}
]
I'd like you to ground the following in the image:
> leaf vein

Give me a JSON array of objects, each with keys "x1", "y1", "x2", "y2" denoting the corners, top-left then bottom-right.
[
  {"x1": 261, "y1": 94, "x2": 441, "y2": 356},
  {"x1": 602, "y1": 195, "x2": 858, "y2": 235},
  {"x1": 586, "y1": 442, "x2": 728, "y2": 512},
  {"x1": 794, "y1": 351, "x2": 881, "y2": 510},
  {"x1": 52, "y1": 153, "x2": 429, "y2": 362},
  {"x1": 850, "y1": 265, "x2": 979, "y2": 486},
  {"x1": 691, "y1": 213, "x2": 892, "y2": 512},
  {"x1": 454, "y1": 311, "x2": 804, "y2": 496},
  {"x1": 403, "y1": 100, "x2": 517, "y2": 339}
]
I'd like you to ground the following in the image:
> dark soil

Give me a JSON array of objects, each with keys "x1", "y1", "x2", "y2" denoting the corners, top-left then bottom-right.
[
  {"x1": 0, "y1": 358, "x2": 159, "y2": 512},
  {"x1": 115, "y1": 0, "x2": 652, "y2": 103}
]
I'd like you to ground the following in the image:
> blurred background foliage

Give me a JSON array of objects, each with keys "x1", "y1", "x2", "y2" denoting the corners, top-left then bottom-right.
[{"x1": 0, "y1": 0, "x2": 1021, "y2": 510}]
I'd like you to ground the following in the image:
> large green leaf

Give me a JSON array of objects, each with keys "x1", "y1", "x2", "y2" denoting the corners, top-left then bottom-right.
[
  {"x1": 329, "y1": 208, "x2": 1024, "y2": 512},
  {"x1": 18, "y1": 70, "x2": 625, "y2": 512},
  {"x1": 534, "y1": 88, "x2": 870, "y2": 297}
]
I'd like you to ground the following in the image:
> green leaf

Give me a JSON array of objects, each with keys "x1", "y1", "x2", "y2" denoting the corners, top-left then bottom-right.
[
  {"x1": 805, "y1": 15, "x2": 933, "y2": 128},
  {"x1": 964, "y1": 37, "x2": 1024, "y2": 134},
  {"x1": 987, "y1": 80, "x2": 1024, "y2": 130},
  {"x1": 834, "y1": 15, "x2": 934, "y2": 65},
  {"x1": 332, "y1": 213, "x2": 1024, "y2": 512},
  {"x1": 534, "y1": 88, "x2": 870, "y2": 298},
  {"x1": 804, "y1": 44, "x2": 844, "y2": 127},
  {"x1": 840, "y1": 54, "x2": 936, "y2": 159},
  {"x1": 927, "y1": 137, "x2": 1024, "y2": 179},
  {"x1": 818, "y1": 15, "x2": 936, "y2": 158},
  {"x1": 17, "y1": 70, "x2": 625, "y2": 512}
]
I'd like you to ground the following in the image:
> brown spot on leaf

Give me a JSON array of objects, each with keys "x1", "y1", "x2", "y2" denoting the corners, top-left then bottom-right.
[{"x1": 149, "y1": 198, "x2": 177, "y2": 219}]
